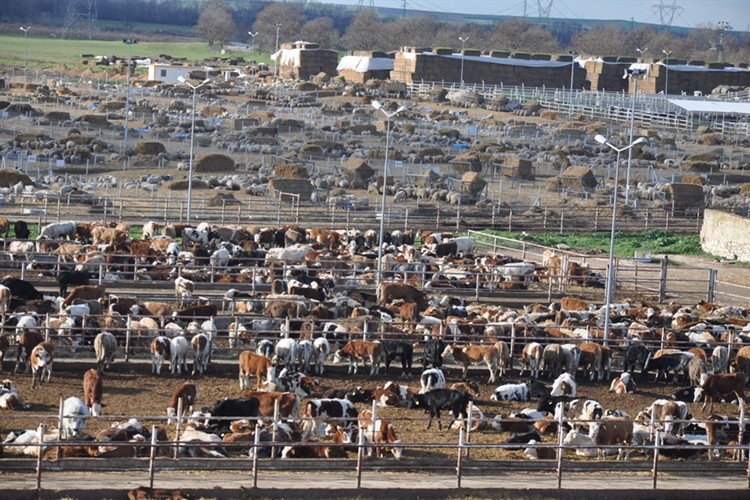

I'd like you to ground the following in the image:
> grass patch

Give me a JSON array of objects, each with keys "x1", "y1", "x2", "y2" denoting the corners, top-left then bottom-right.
[{"x1": 480, "y1": 230, "x2": 705, "y2": 258}]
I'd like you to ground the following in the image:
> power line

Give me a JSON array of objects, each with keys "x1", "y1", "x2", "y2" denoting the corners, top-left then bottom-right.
[{"x1": 651, "y1": 0, "x2": 684, "y2": 27}]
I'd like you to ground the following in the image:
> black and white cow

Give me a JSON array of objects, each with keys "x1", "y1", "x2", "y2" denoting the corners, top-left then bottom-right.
[
  {"x1": 490, "y1": 383, "x2": 531, "y2": 402},
  {"x1": 302, "y1": 398, "x2": 358, "y2": 439},
  {"x1": 419, "y1": 368, "x2": 446, "y2": 394},
  {"x1": 407, "y1": 388, "x2": 472, "y2": 430}
]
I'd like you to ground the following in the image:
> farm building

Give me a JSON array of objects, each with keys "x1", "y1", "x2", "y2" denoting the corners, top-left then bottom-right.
[
  {"x1": 272, "y1": 41, "x2": 338, "y2": 80},
  {"x1": 337, "y1": 51, "x2": 395, "y2": 83},
  {"x1": 147, "y1": 64, "x2": 204, "y2": 84}
]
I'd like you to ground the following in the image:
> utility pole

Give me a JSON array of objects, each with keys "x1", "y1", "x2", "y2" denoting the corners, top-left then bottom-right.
[
  {"x1": 274, "y1": 23, "x2": 282, "y2": 78},
  {"x1": 20, "y1": 26, "x2": 30, "y2": 83},
  {"x1": 122, "y1": 38, "x2": 137, "y2": 155}
]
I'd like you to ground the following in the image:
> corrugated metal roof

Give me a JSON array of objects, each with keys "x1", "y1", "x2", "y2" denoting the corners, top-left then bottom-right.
[{"x1": 668, "y1": 98, "x2": 750, "y2": 115}]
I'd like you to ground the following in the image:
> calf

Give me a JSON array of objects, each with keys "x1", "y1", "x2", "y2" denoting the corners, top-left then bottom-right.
[
  {"x1": 167, "y1": 382, "x2": 198, "y2": 424},
  {"x1": 127, "y1": 486, "x2": 193, "y2": 500},
  {"x1": 381, "y1": 340, "x2": 413, "y2": 377},
  {"x1": 311, "y1": 337, "x2": 330, "y2": 375},
  {"x1": 642, "y1": 399, "x2": 689, "y2": 435},
  {"x1": 696, "y1": 373, "x2": 745, "y2": 412},
  {"x1": 407, "y1": 388, "x2": 472, "y2": 430},
  {"x1": 0, "y1": 379, "x2": 28, "y2": 410},
  {"x1": 333, "y1": 340, "x2": 383, "y2": 376},
  {"x1": 589, "y1": 417, "x2": 633, "y2": 460},
  {"x1": 442, "y1": 344, "x2": 500, "y2": 383},
  {"x1": 490, "y1": 383, "x2": 530, "y2": 402},
  {"x1": 359, "y1": 409, "x2": 402, "y2": 459},
  {"x1": 562, "y1": 429, "x2": 598, "y2": 458},
  {"x1": 62, "y1": 285, "x2": 106, "y2": 308},
  {"x1": 238, "y1": 351, "x2": 273, "y2": 390},
  {"x1": 520, "y1": 342, "x2": 543, "y2": 378},
  {"x1": 151, "y1": 336, "x2": 171, "y2": 375},
  {"x1": 642, "y1": 351, "x2": 694, "y2": 382},
  {"x1": 83, "y1": 368, "x2": 103, "y2": 416},
  {"x1": 94, "y1": 332, "x2": 117, "y2": 372},
  {"x1": 30, "y1": 341, "x2": 54, "y2": 388},
  {"x1": 419, "y1": 368, "x2": 446, "y2": 393},
  {"x1": 57, "y1": 271, "x2": 90, "y2": 297},
  {"x1": 550, "y1": 372, "x2": 577, "y2": 397},
  {"x1": 204, "y1": 397, "x2": 260, "y2": 434},
  {"x1": 191, "y1": 333, "x2": 210, "y2": 376},
  {"x1": 170, "y1": 336, "x2": 190, "y2": 375},
  {"x1": 14, "y1": 330, "x2": 43, "y2": 374},
  {"x1": 302, "y1": 398, "x2": 358, "y2": 439},
  {"x1": 608, "y1": 372, "x2": 636, "y2": 394},
  {"x1": 711, "y1": 346, "x2": 729, "y2": 374},
  {"x1": 422, "y1": 338, "x2": 446, "y2": 369}
]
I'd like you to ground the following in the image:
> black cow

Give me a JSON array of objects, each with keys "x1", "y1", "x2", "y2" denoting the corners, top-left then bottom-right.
[
  {"x1": 1, "y1": 277, "x2": 43, "y2": 301},
  {"x1": 407, "y1": 388, "x2": 472, "y2": 430},
  {"x1": 504, "y1": 430, "x2": 542, "y2": 451},
  {"x1": 204, "y1": 397, "x2": 259, "y2": 433},
  {"x1": 14, "y1": 220, "x2": 30, "y2": 239},
  {"x1": 57, "y1": 270, "x2": 90, "y2": 297},
  {"x1": 536, "y1": 395, "x2": 578, "y2": 414},
  {"x1": 673, "y1": 386, "x2": 702, "y2": 403},
  {"x1": 642, "y1": 352, "x2": 693, "y2": 382},
  {"x1": 422, "y1": 339, "x2": 446, "y2": 369},
  {"x1": 623, "y1": 343, "x2": 651, "y2": 375},
  {"x1": 434, "y1": 241, "x2": 458, "y2": 258},
  {"x1": 382, "y1": 340, "x2": 413, "y2": 376}
]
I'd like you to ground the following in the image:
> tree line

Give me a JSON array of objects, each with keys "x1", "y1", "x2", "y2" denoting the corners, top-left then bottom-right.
[{"x1": 2, "y1": 0, "x2": 748, "y2": 64}]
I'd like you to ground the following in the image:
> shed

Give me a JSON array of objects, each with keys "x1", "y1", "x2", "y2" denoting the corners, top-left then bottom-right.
[{"x1": 557, "y1": 166, "x2": 598, "y2": 192}]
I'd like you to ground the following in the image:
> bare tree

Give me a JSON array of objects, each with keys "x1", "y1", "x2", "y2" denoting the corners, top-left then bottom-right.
[
  {"x1": 252, "y1": 2, "x2": 305, "y2": 53},
  {"x1": 300, "y1": 17, "x2": 339, "y2": 50},
  {"x1": 341, "y1": 9, "x2": 385, "y2": 51},
  {"x1": 385, "y1": 15, "x2": 441, "y2": 50},
  {"x1": 196, "y1": 0, "x2": 237, "y2": 49},
  {"x1": 487, "y1": 19, "x2": 560, "y2": 53}
]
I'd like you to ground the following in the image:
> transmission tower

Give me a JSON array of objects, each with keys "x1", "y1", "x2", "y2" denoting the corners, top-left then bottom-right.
[
  {"x1": 537, "y1": 0, "x2": 553, "y2": 18},
  {"x1": 64, "y1": 0, "x2": 99, "y2": 39},
  {"x1": 651, "y1": 0, "x2": 684, "y2": 27},
  {"x1": 357, "y1": 0, "x2": 375, "y2": 9}
]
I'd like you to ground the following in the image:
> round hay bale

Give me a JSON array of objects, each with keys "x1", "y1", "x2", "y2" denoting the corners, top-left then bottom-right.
[
  {"x1": 136, "y1": 141, "x2": 167, "y2": 156},
  {"x1": 0, "y1": 169, "x2": 32, "y2": 187},
  {"x1": 167, "y1": 179, "x2": 210, "y2": 190},
  {"x1": 194, "y1": 154, "x2": 235, "y2": 173},
  {"x1": 6, "y1": 103, "x2": 35, "y2": 114},
  {"x1": 100, "y1": 101, "x2": 125, "y2": 111},
  {"x1": 44, "y1": 111, "x2": 71, "y2": 121},
  {"x1": 63, "y1": 135, "x2": 91, "y2": 146},
  {"x1": 682, "y1": 174, "x2": 706, "y2": 185}
]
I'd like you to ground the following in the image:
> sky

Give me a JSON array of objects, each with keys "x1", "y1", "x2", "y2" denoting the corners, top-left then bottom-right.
[{"x1": 324, "y1": 0, "x2": 750, "y2": 30}]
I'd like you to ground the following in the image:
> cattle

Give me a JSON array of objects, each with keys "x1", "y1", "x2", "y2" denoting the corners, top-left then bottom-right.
[
  {"x1": 83, "y1": 368, "x2": 103, "y2": 417},
  {"x1": 56, "y1": 271, "x2": 90, "y2": 297},
  {"x1": 562, "y1": 429, "x2": 598, "y2": 458},
  {"x1": 609, "y1": 372, "x2": 637, "y2": 394},
  {"x1": 695, "y1": 373, "x2": 746, "y2": 412},
  {"x1": 521, "y1": 342, "x2": 543, "y2": 378},
  {"x1": 62, "y1": 396, "x2": 90, "y2": 438},
  {"x1": 62, "y1": 285, "x2": 106, "y2": 308},
  {"x1": 0, "y1": 285, "x2": 10, "y2": 317},
  {"x1": 541, "y1": 344, "x2": 564, "y2": 379},
  {"x1": 422, "y1": 338, "x2": 446, "y2": 369},
  {"x1": 0, "y1": 379, "x2": 28, "y2": 410},
  {"x1": 490, "y1": 383, "x2": 530, "y2": 402},
  {"x1": 150, "y1": 336, "x2": 170, "y2": 375},
  {"x1": 381, "y1": 340, "x2": 413, "y2": 377},
  {"x1": 551, "y1": 372, "x2": 577, "y2": 397},
  {"x1": 39, "y1": 221, "x2": 76, "y2": 240},
  {"x1": 238, "y1": 391, "x2": 300, "y2": 419},
  {"x1": 578, "y1": 342, "x2": 603, "y2": 382},
  {"x1": 273, "y1": 337, "x2": 298, "y2": 371},
  {"x1": 359, "y1": 409, "x2": 402, "y2": 459},
  {"x1": 642, "y1": 351, "x2": 694, "y2": 382},
  {"x1": 94, "y1": 332, "x2": 117, "y2": 372},
  {"x1": 263, "y1": 368, "x2": 321, "y2": 398},
  {"x1": 419, "y1": 368, "x2": 446, "y2": 394},
  {"x1": 504, "y1": 429, "x2": 543, "y2": 451},
  {"x1": 672, "y1": 385, "x2": 701, "y2": 403},
  {"x1": 167, "y1": 382, "x2": 198, "y2": 424},
  {"x1": 302, "y1": 399, "x2": 358, "y2": 439},
  {"x1": 688, "y1": 357, "x2": 708, "y2": 386},
  {"x1": 238, "y1": 351, "x2": 273, "y2": 391},
  {"x1": 378, "y1": 282, "x2": 428, "y2": 311},
  {"x1": 191, "y1": 334, "x2": 210, "y2": 376},
  {"x1": 449, "y1": 381, "x2": 481, "y2": 399},
  {"x1": 407, "y1": 389, "x2": 472, "y2": 430},
  {"x1": 442, "y1": 344, "x2": 500, "y2": 383},
  {"x1": 642, "y1": 399, "x2": 689, "y2": 435},
  {"x1": 170, "y1": 336, "x2": 190, "y2": 375},
  {"x1": 1, "y1": 277, "x2": 43, "y2": 301},
  {"x1": 127, "y1": 486, "x2": 193, "y2": 500},
  {"x1": 30, "y1": 341, "x2": 54, "y2": 388},
  {"x1": 0, "y1": 335, "x2": 8, "y2": 374},
  {"x1": 14, "y1": 220, "x2": 30, "y2": 239},
  {"x1": 523, "y1": 440, "x2": 556, "y2": 460},
  {"x1": 297, "y1": 339, "x2": 313, "y2": 374},
  {"x1": 704, "y1": 414, "x2": 750, "y2": 461},
  {"x1": 548, "y1": 398, "x2": 603, "y2": 431},
  {"x1": 333, "y1": 340, "x2": 383, "y2": 376},
  {"x1": 711, "y1": 346, "x2": 729, "y2": 374},
  {"x1": 731, "y1": 346, "x2": 750, "y2": 382},
  {"x1": 589, "y1": 417, "x2": 634, "y2": 460},
  {"x1": 14, "y1": 330, "x2": 43, "y2": 374},
  {"x1": 311, "y1": 337, "x2": 330, "y2": 375},
  {"x1": 204, "y1": 397, "x2": 260, "y2": 433},
  {"x1": 174, "y1": 276, "x2": 194, "y2": 306}
]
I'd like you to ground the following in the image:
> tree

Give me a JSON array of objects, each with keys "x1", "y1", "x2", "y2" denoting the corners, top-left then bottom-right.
[
  {"x1": 300, "y1": 17, "x2": 339, "y2": 50},
  {"x1": 196, "y1": 0, "x2": 237, "y2": 49},
  {"x1": 487, "y1": 19, "x2": 561, "y2": 53},
  {"x1": 252, "y1": 3, "x2": 305, "y2": 53},
  {"x1": 341, "y1": 9, "x2": 386, "y2": 51}
]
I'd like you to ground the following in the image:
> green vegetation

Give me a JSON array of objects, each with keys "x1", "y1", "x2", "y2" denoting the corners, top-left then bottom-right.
[{"x1": 482, "y1": 230, "x2": 705, "y2": 258}]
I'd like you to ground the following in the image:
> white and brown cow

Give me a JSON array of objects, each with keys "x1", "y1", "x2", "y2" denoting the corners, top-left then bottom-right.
[
  {"x1": 167, "y1": 382, "x2": 198, "y2": 424},
  {"x1": 83, "y1": 368, "x2": 103, "y2": 417},
  {"x1": 359, "y1": 409, "x2": 402, "y2": 459},
  {"x1": 696, "y1": 373, "x2": 746, "y2": 413},
  {"x1": 521, "y1": 342, "x2": 543, "y2": 378},
  {"x1": 150, "y1": 336, "x2": 171, "y2": 375},
  {"x1": 333, "y1": 341, "x2": 383, "y2": 377},
  {"x1": 238, "y1": 351, "x2": 274, "y2": 390},
  {"x1": 608, "y1": 372, "x2": 637, "y2": 394},
  {"x1": 239, "y1": 391, "x2": 300, "y2": 419},
  {"x1": 441, "y1": 344, "x2": 500, "y2": 383},
  {"x1": 302, "y1": 398, "x2": 358, "y2": 440},
  {"x1": 0, "y1": 379, "x2": 28, "y2": 410},
  {"x1": 191, "y1": 333, "x2": 210, "y2": 376},
  {"x1": 589, "y1": 416, "x2": 634, "y2": 460},
  {"x1": 30, "y1": 341, "x2": 54, "y2": 388}
]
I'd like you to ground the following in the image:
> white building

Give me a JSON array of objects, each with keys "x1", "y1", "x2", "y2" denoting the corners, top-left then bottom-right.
[{"x1": 147, "y1": 64, "x2": 202, "y2": 84}]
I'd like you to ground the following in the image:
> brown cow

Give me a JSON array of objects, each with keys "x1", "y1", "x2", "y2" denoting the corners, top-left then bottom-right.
[
  {"x1": 731, "y1": 345, "x2": 750, "y2": 382},
  {"x1": 378, "y1": 283, "x2": 428, "y2": 311},
  {"x1": 697, "y1": 373, "x2": 745, "y2": 412},
  {"x1": 167, "y1": 382, "x2": 198, "y2": 424},
  {"x1": 127, "y1": 486, "x2": 193, "y2": 500},
  {"x1": 579, "y1": 342, "x2": 603, "y2": 382},
  {"x1": 83, "y1": 368, "x2": 103, "y2": 416},
  {"x1": 30, "y1": 342, "x2": 54, "y2": 388},
  {"x1": 561, "y1": 296, "x2": 589, "y2": 312},
  {"x1": 14, "y1": 331, "x2": 44, "y2": 374},
  {"x1": 442, "y1": 344, "x2": 500, "y2": 383},
  {"x1": 238, "y1": 351, "x2": 273, "y2": 390},
  {"x1": 239, "y1": 391, "x2": 300, "y2": 418},
  {"x1": 62, "y1": 285, "x2": 106, "y2": 308},
  {"x1": 333, "y1": 341, "x2": 383, "y2": 377},
  {"x1": 589, "y1": 417, "x2": 633, "y2": 460}
]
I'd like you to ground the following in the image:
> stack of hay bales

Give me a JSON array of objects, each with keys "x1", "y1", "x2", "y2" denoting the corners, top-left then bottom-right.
[
  {"x1": 550, "y1": 166, "x2": 598, "y2": 193},
  {"x1": 275, "y1": 163, "x2": 308, "y2": 179},
  {"x1": 195, "y1": 153, "x2": 235, "y2": 173},
  {"x1": 136, "y1": 142, "x2": 166, "y2": 156},
  {"x1": 684, "y1": 152, "x2": 720, "y2": 173},
  {"x1": 667, "y1": 183, "x2": 705, "y2": 208},
  {"x1": 500, "y1": 156, "x2": 535, "y2": 180},
  {"x1": 583, "y1": 57, "x2": 631, "y2": 92},
  {"x1": 77, "y1": 114, "x2": 111, "y2": 127},
  {"x1": 278, "y1": 42, "x2": 338, "y2": 80},
  {"x1": 269, "y1": 153, "x2": 314, "y2": 201},
  {"x1": 449, "y1": 151, "x2": 482, "y2": 175},
  {"x1": 460, "y1": 171, "x2": 487, "y2": 196},
  {"x1": 341, "y1": 157, "x2": 375, "y2": 189}
]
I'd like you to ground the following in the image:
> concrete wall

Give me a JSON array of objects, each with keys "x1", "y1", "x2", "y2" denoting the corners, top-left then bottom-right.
[{"x1": 700, "y1": 209, "x2": 750, "y2": 261}]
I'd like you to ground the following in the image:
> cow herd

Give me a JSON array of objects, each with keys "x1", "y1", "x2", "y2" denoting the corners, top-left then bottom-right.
[{"x1": 1, "y1": 218, "x2": 750, "y2": 464}]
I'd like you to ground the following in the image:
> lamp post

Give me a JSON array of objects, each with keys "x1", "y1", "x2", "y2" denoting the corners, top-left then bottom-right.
[
  {"x1": 595, "y1": 134, "x2": 648, "y2": 344},
  {"x1": 274, "y1": 23, "x2": 282, "y2": 78},
  {"x1": 122, "y1": 38, "x2": 138, "y2": 154},
  {"x1": 662, "y1": 49, "x2": 672, "y2": 95},
  {"x1": 20, "y1": 26, "x2": 30, "y2": 83},
  {"x1": 178, "y1": 76, "x2": 211, "y2": 222},
  {"x1": 624, "y1": 62, "x2": 647, "y2": 207},
  {"x1": 371, "y1": 100, "x2": 408, "y2": 300},
  {"x1": 248, "y1": 31, "x2": 258, "y2": 55},
  {"x1": 568, "y1": 49, "x2": 578, "y2": 118},
  {"x1": 458, "y1": 36, "x2": 468, "y2": 87}
]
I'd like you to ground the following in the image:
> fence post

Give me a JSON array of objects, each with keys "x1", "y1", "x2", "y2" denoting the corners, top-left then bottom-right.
[
  {"x1": 465, "y1": 401, "x2": 473, "y2": 459},
  {"x1": 148, "y1": 424, "x2": 158, "y2": 488},
  {"x1": 174, "y1": 397, "x2": 183, "y2": 459},
  {"x1": 45, "y1": 313, "x2": 50, "y2": 341},
  {"x1": 509, "y1": 324, "x2": 516, "y2": 371},
  {"x1": 456, "y1": 426, "x2": 464, "y2": 488},
  {"x1": 252, "y1": 423, "x2": 260, "y2": 488},
  {"x1": 36, "y1": 423, "x2": 46, "y2": 492},
  {"x1": 57, "y1": 396, "x2": 65, "y2": 441},
  {"x1": 356, "y1": 422, "x2": 365, "y2": 489},
  {"x1": 556, "y1": 404, "x2": 564, "y2": 488},
  {"x1": 658, "y1": 257, "x2": 668, "y2": 303},
  {"x1": 651, "y1": 431, "x2": 661, "y2": 489},
  {"x1": 124, "y1": 316, "x2": 131, "y2": 362},
  {"x1": 737, "y1": 401, "x2": 745, "y2": 463},
  {"x1": 707, "y1": 268, "x2": 717, "y2": 303},
  {"x1": 271, "y1": 399, "x2": 280, "y2": 460},
  {"x1": 474, "y1": 274, "x2": 480, "y2": 301}
]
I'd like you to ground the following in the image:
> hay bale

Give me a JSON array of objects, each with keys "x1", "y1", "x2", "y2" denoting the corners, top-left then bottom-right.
[
  {"x1": 201, "y1": 106, "x2": 226, "y2": 117},
  {"x1": 268, "y1": 178, "x2": 314, "y2": 201},
  {"x1": 44, "y1": 111, "x2": 71, "y2": 121},
  {"x1": 450, "y1": 152, "x2": 482, "y2": 174},
  {"x1": 275, "y1": 163, "x2": 308, "y2": 179},
  {"x1": 502, "y1": 156, "x2": 534, "y2": 180},
  {"x1": 0, "y1": 169, "x2": 32, "y2": 187},
  {"x1": 686, "y1": 152, "x2": 720, "y2": 163},
  {"x1": 209, "y1": 192, "x2": 242, "y2": 206},
  {"x1": 739, "y1": 183, "x2": 750, "y2": 196},
  {"x1": 461, "y1": 171, "x2": 487, "y2": 195},
  {"x1": 685, "y1": 161, "x2": 715, "y2": 173},
  {"x1": 558, "y1": 166, "x2": 597, "y2": 192},
  {"x1": 681, "y1": 174, "x2": 706, "y2": 185},
  {"x1": 341, "y1": 158, "x2": 375, "y2": 188},
  {"x1": 78, "y1": 114, "x2": 111, "y2": 127},
  {"x1": 194, "y1": 154, "x2": 235, "y2": 173},
  {"x1": 667, "y1": 183, "x2": 705, "y2": 208},
  {"x1": 6, "y1": 103, "x2": 35, "y2": 115},
  {"x1": 136, "y1": 142, "x2": 167, "y2": 156},
  {"x1": 100, "y1": 101, "x2": 125, "y2": 111},
  {"x1": 167, "y1": 179, "x2": 209, "y2": 190}
]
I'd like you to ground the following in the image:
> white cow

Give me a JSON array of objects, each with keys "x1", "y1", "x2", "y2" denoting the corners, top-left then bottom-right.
[
  {"x1": 170, "y1": 336, "x2": 190, "y2": 375},
  {"x1": 312, "y1": 337, "x2": 330, "y2": 375},
  {"x1": 62, "y1": 396, "x2": 90, "y2": 438}
]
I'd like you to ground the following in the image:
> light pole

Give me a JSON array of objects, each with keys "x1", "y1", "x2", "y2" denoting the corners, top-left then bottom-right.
[
  {"x1": 372, "y1": 100, "x2": 408, "y2": 300},
  {"x1": 122, "y1": 38, "x2": 138, "y2": 154},
  {"x1": 595, "y1": 134, "x2": 648, "y2": 344},
  {"x1": 458, "y1": 36, "x2": 468, "y2": 87},
  {"x1": 568, "y1": 49, "x2": 578, "y2": 118},
  {"x1": 248, "y1": 31, "x2": 258, "y2": 55},
  {"x1": 274, "y1": 23, "x2": 282, "y2": 78},
  {"x1": 20, "y1": 26, "x2": 30, "y2": 83},
  {"x1": 662, "y1": 49, "x2": 672, "y2": 95},
  {"x1": 624, "y1": 65, "x2": 647, "y2": 206},
  {"x1": 178, "y1": 76, "x2": 211, "y2": 222}
]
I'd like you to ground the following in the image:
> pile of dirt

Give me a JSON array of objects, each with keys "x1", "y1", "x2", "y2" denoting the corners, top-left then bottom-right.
[
  {"x1": 209, "y1": 192, "x2": 242, "y2": 206},
  {"x1": 195, "y1": 154, "x2": 235, "y2": 173},
  {"x1": 136, "y1": 142, "x2": 167, "y2": 156},
  {"x1": 0, "y1": 169, "x2": 32, "y2": 187},
  {"x1": 167, "y1": 179, "x2": 209, "y2": 190},
  {"x1": 78, "y1": 114, "x2": 111, "y2": 127},
  {"x1": 44, "y1": 111, "x2": 71, "y2": 121}
]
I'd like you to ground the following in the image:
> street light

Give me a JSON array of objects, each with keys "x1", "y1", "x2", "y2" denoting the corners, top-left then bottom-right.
[
  {"x1": 662, "y1": 49, "x2": 672, "y2": 95},
  {"x1": 458, "y1": 36, "x2": 469, "y2": 87},
  {"x1": 122, "y1": 38, "x2": 138, "y2": 154},
  {"x1": 371, "y1": 99, "x2": 408, "y2": 300},
  {"x1": 274, "y1": 23, "x2": 282, "y2": 78},
  {"x1": 20, "y1": 26, "x2": 30, "y2": 83},
  {"x1": 178, "y1": 76, "x2": 211, "y2": 222},
  {"x1": 624, "y1": 65, "x2": 647, "y2": 206},
  {"x1": 568, "y1": 50, "x2": 578, "y2": 118},
  {"x1": 594, "y1": 134, "x2": 648, "y2": 344},
  {"x1": 248, "y1": 31, "x2": 258, "y2": 55}
]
